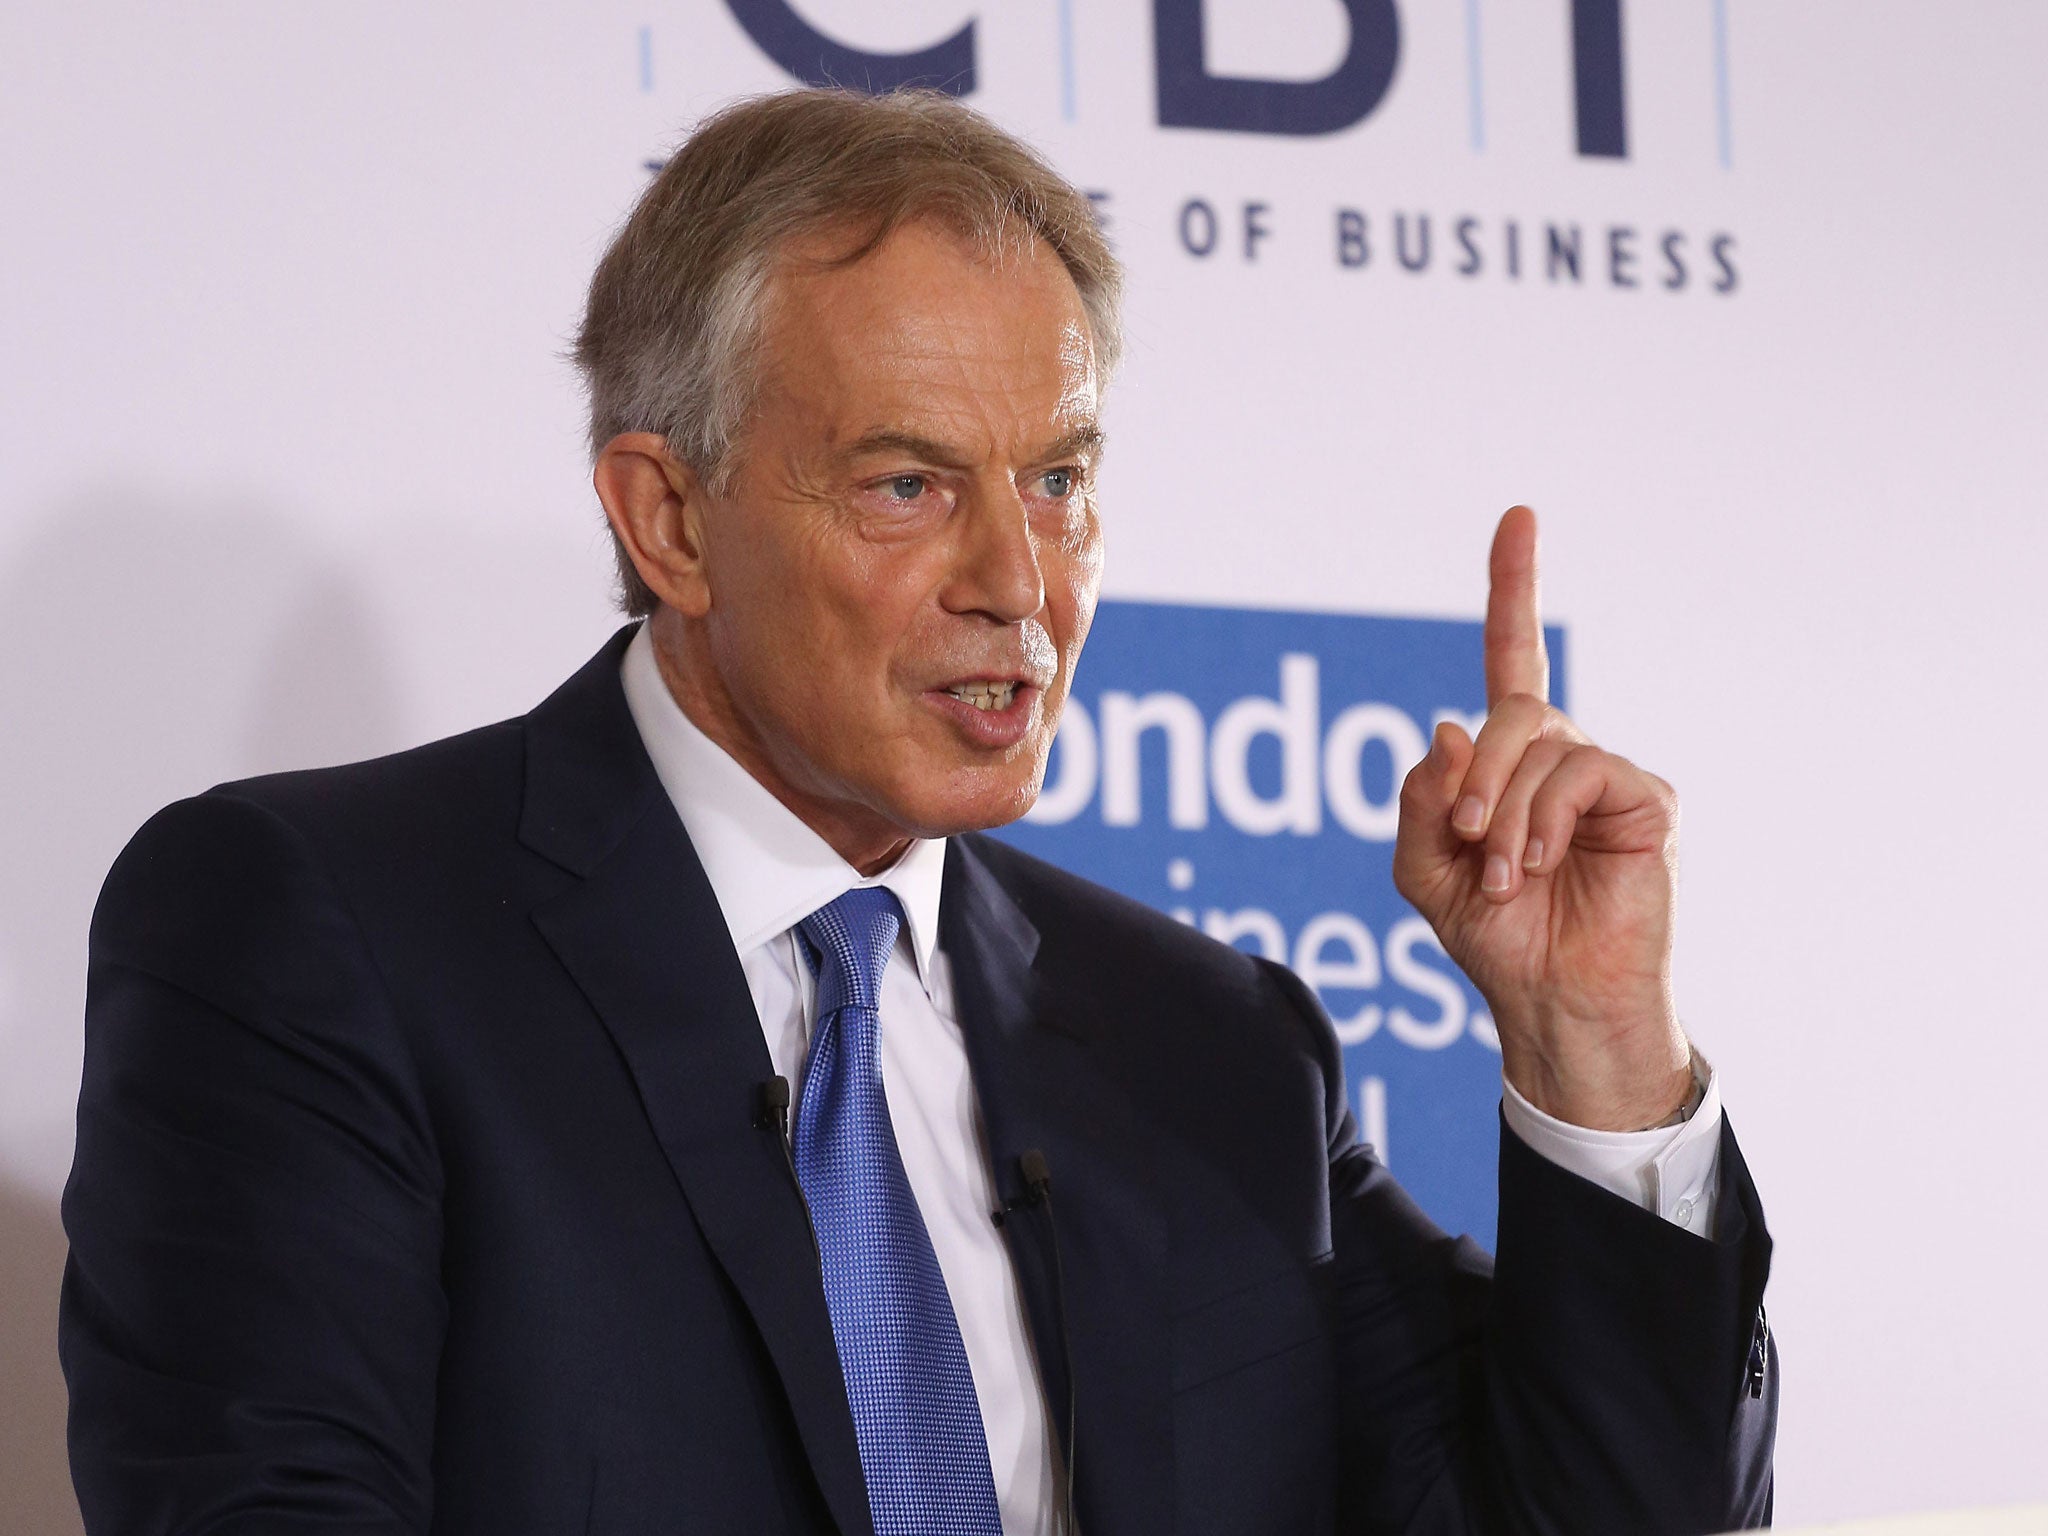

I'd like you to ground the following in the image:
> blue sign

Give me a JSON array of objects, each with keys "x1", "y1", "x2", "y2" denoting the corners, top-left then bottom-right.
[{"x1": 993, "y1": 598, "x2": 1567, "y2": 1247}]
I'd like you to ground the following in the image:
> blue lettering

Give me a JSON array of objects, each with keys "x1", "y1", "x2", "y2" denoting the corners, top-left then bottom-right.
[
  {"x1": 1154, "y1": 0, "x2": 1400, "y2": 136},
  {"x1": 1546, "y1": 223, "x2": 1583, "y2": 283},
  {"x1": 1243, "y1": 201, "x2": 1273, "y2": 260},
  {"x1": 1571, "y1": 0, "x2": 1627, "y2": 158},
  {"x1": 1454, "y1": 216, "x2": 1483, "y2": 277},
  {"x1": 1661, "y1": 230, "x2": 1689, "y2": 290},
  {"x1": 1336, "y1": 208, "x2": 1370, "y2": 268},
  {"x1": 1608, "y1": 224, "x2": 1638, "y2": 288},
  {"x1": 1395, "y1": 212, "x2": 1430, "y2": 273},
  {"x1": 1711, "y1": 233, "x2": 1740, "y2": 294},
  {"x1": 725, "y1": 0, "x2": 975, "y2": 93}
]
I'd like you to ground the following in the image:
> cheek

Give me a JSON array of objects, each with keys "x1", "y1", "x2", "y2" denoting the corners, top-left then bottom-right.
[
  {"x1": 1047, "y1": 516, "x2": 1105, "y2": 668},
  {"x1": 823, "y1": 545, "x2": 946, "y2": 696},
  {"x1": 784, "y1": 574, "x2": 957, "y2": 761},
  {"x1": 717, "y1": 529, "x2": 891, "y2": 680}
]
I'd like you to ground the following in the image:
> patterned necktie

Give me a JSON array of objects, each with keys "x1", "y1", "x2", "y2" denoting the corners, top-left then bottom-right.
[{"x1": 792, "y1": 887, "x2": 1004, "y2": 1536}]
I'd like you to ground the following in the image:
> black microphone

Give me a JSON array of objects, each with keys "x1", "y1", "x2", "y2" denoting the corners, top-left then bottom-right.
[
  {"x1": 755, "y1": 1076, "x2": 819, "y2": 1265},
  {"x1": 1020, "y1": 1147, "x2": 1052, "y2": 1200},
  {"x1": 994, "y1": 1149, "x2": 1079, "y2": 1534},
  {"x1": 755, "y1": 1074, "x2": 791, "y2": 1134}
]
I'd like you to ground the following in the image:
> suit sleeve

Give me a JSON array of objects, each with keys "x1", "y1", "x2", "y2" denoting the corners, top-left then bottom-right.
[
  {"x1": 1255, "y1": 960, "x2": 1777, "y2": 1536},
  {"x1": 60, "y1": 792, "x2": 447, "y2": 1535}
]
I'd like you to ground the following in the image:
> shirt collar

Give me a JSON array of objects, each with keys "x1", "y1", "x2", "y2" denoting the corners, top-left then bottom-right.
[{"x1": 618, "y1": 622, "x2": 946, "y2": 987}]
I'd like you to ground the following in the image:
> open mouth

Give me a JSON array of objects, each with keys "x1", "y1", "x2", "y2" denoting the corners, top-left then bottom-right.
[{"x1": 944, "y1": 681, "x2": 1019, "y2": 713}]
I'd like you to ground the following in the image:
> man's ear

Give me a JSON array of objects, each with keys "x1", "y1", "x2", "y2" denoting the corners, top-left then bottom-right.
[{"x1": 594, "y1": 432, "x2": 714, "y2": 618}]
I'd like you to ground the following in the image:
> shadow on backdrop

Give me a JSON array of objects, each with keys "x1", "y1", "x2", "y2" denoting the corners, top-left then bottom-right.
[
  {"x1": 0, "y1": 1179, "x2": 76, "y2": 1536},
  {"x1": 0, "y1": 493, "x2": 402, "y2": 1534}
]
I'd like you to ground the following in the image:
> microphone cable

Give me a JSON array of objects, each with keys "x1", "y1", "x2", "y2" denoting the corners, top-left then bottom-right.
[{"x1": 997, "y1": 1148, "x2": 1078, "y2": 1535}]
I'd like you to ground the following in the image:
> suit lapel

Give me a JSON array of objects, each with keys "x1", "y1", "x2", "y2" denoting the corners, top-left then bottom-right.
[
  {"x1": 521, "y1": 631, "x2": 874, "y2": 1536},
  {"x1": 943, "y1": 840, "x2": 1176, "y2": 1536}
]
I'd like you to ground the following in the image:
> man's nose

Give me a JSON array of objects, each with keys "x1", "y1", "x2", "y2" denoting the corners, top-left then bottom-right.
[{"x1": 941, "y1": 484, "x2": 1046, "y2": 624}]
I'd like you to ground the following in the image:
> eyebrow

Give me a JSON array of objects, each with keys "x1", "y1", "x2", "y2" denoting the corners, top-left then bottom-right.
[
  {"x1": 841, "y1": 422, "x2": 1106, "y2": 470},
  {"x1": 1037, "y1": 423, "x2": 1107, "y2": 463}
]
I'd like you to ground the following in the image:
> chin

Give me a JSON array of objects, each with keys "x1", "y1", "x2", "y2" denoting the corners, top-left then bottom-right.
[{"x1": 891, "y1": 768, "x2": 1041, "y2": 839}]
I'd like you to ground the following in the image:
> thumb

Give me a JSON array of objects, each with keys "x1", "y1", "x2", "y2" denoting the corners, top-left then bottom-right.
[{"x1": 1394, "y1": 721, "x2": 1476, "y2": 899}]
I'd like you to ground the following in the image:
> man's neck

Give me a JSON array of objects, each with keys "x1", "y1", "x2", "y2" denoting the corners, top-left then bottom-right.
[{"x1": 646, "y1": 612, "x2": 913, "y2": 877}]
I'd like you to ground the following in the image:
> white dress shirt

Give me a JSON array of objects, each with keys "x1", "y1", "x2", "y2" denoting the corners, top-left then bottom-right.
[
  {"x1": 619, "y1": 623, "x2": 1727, "y2": 1534},
  {"x1": 621, "y1": 627, "x2": 1058, "y2": 1535},
  {"x1": 1502, "y1": 1059, "x2": 1724, "y2": 1234}
]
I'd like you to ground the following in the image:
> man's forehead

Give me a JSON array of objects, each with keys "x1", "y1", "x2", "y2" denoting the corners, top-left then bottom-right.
[
  {"x1": 770, "y1": 231, "x2": 1086, "y2": 350},
  {"x1": 756, "y1": 220, "x2": 1100, "y2": 453},
  {"x1": 776, "y1": 214, "x2": 1069, "y2": 297}
]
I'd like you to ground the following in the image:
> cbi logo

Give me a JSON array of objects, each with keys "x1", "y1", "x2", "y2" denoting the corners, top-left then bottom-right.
[{"x1": 725, "y1": 0, "x2": 1636, "y2": 155}]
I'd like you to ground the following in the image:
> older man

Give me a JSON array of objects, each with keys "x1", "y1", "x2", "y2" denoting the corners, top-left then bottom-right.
[{"x1": 61, "y1": 90, "x2": 1774, "y2": 1535}]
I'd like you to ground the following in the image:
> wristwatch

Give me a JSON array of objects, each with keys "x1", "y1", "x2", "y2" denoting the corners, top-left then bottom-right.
[{"x1": 1642, "y1": 1047, "x2": 1709, "y2": 1130}]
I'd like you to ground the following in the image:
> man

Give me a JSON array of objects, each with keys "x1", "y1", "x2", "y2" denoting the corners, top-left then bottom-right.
[{"x1": 61, "y1": 89, "x2": 1774, "y2": 1534}]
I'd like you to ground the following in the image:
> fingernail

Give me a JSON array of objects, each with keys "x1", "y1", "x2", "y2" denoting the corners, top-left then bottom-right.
[
  {"x1": 1523, "y1": 838, "x2": 1545, "y2": 870},
  {"x1": 1429, "y1": 726, "x2": 1450, "y2": 769},
  {"x1": 1482, "y1": 854, "x2": 1512, "y2": 893},
  {"x1": 1453, "y1": 796, "x2": 1487, "y2": 835}
]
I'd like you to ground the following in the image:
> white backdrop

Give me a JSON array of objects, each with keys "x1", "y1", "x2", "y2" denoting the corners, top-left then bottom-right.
[{"x1": 4, "y1": 2, "x2": 2045, "y2": 1529}]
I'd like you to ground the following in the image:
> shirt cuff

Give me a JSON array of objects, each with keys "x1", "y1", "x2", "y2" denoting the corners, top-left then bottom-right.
[{"x1": 1500, "y1": 1056, "x2": 1724, "y2": 1238}]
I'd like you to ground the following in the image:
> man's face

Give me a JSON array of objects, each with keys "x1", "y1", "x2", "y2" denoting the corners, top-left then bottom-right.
[{"x1": 680, "y1": 219, "x2": 1104, "y2": 852}]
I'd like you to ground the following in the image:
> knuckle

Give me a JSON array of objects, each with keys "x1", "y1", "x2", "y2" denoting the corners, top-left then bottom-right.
[
  {"x1": 1453, "y1": 736, "x2": 1497, "y2": 781},
  {"x1": 1488, "y1": 782, "x2": 1530, "y2": 827},
  {"x1": 1566, "y1": 742, "x2": 1610, "y2": 775},
  {"x1": 1653, "y1": 775, "x2": 1680, "y2": 820},
  {"x1": 1498, "y1": 738, "x2": 1559, "y2": 792}
]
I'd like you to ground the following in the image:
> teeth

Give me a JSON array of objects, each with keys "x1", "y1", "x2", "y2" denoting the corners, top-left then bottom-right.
[{"x1": 947, "y1": 681, "x2": 1017, "y2": 712}]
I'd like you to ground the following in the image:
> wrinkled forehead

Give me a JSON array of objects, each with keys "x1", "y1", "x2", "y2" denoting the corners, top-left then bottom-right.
[{"x1": 753, "y1": 218, "x2": 1101, "y2": 451}]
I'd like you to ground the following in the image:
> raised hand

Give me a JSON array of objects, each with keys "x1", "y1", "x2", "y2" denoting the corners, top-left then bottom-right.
[{"x1": 1392, "y1": 507, "x2": 1694, "y2": 1131}]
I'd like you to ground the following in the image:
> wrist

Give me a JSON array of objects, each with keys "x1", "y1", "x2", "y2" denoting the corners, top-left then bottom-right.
[
  {"x1": 1498, "y1": 1009, "x2": 1692, "y2": 1131},
  {"x1": 1639, "y1": 1048, "x2": 1709, "y2": 1129}
]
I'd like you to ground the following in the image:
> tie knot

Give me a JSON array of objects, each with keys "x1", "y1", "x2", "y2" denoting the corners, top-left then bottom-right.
[{"x1": 798, "y1": 886, "x2": 903, "y2": 1017}]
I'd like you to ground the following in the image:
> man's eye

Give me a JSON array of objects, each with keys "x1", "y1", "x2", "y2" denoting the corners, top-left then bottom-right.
[
  {"x1": 1039, "y1": 468, "x2": 1075, "y2": 498},
  {"x1": 884, "y1": 474, "x2": 927, "y2": 501}
]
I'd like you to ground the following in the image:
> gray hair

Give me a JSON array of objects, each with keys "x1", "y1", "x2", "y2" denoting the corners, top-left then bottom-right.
[{"x1": 573, "y1": 88, "x2": 1125, "y2": 617}]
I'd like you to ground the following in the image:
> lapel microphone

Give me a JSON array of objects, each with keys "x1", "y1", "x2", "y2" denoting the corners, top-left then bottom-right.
[
  {"x1": 993, "y1": 1149, "x2": 1080, "y2": 1536},
  {"x1": 990, "y1": 1148, "x2": 1052, "y2": 1226},
  {"x1": 755, "y1": 1074, "x2": 791, "y2": 1134},
  {"x1": 755, "y1": 1076, "x2": 819, "y2": 1265}
]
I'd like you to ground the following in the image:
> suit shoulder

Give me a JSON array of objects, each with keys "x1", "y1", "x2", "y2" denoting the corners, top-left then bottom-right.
[
  {"x1": 958, "y1": 833, "x2": 1303, "y2": 1020},
  {"x1": 98, "y1": 718, "x2": 528, "y2": 955},
  {"x1": 957, "y1": 836, "x2": 1345, "y2": 1174},
  {"x1": 957, "y1": 833, "x2": 1217, "y2": 953},
  {"x1": 202, "y1": 717, "x2": 526, "y2": 838}
]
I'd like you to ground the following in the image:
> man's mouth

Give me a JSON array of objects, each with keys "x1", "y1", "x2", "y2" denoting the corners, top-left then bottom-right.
[{"x1": 944, "y1": 681, "x2": 1019, "y2": 713}]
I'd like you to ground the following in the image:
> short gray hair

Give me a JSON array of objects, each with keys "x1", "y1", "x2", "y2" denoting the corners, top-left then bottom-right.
[{"x1": 573, "y1": 88, "x2": 1125, "y2": 617}]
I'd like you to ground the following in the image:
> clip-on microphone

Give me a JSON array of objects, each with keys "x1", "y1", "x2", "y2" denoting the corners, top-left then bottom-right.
[
  {"x1": 993, "y1": 1148, "x2": 1078, "y2": 1534},
  {"x1": 755, "y1": 1074, "x2": 791, "y2": 1134},
  {"x1": 755, "y1": 1076, "x2": 818, "y2": 1264}
]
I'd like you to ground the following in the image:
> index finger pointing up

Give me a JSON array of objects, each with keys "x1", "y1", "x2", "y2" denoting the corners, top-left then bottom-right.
[{"x1": 1485, "y1": 505, "x2": 1550, "y2": 708}]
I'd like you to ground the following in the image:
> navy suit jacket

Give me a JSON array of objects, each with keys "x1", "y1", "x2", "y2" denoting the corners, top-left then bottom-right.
[{"x1": 62, "y1": 627, "x2": 1776, "y2": 1535}]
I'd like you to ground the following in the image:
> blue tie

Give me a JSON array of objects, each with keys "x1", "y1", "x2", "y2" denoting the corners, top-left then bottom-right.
[{"x1": 792, "y1": 888, "x2": 1004, "y2": 1536}]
